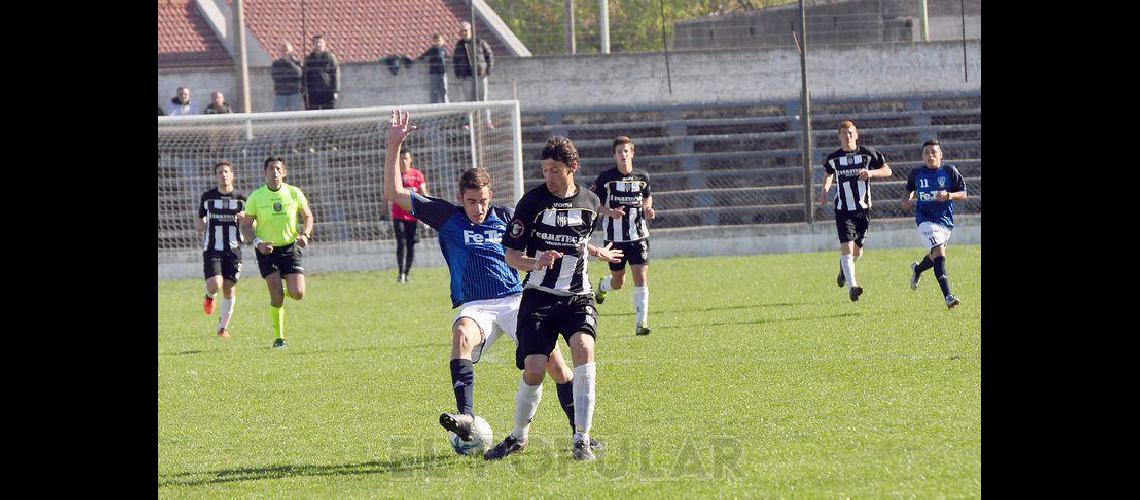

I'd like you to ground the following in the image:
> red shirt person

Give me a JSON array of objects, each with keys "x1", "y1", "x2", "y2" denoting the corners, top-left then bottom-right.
[{"x1": 391, "y1": 149, "x2": 429, "y2": 282}]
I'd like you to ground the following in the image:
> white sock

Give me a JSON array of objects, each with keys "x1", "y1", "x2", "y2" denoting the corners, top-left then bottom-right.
[
  {"x1": 840, "y1": 255, "x2": 858, "y2": 288},
  {"x1": 512, "y1": 377, "x2": 543, "y2": 442},
  {"x1": 633, "y1": 286, "x2": 649, "y2": 326},
  {"x1": 218, "y1": 296, "x2": 235, "y2": 330},
  {"x1": 572, "y1": 363, "x2": 596, "y2": 441},
  {"x1": 205, "y1": 284, "x2": 216, "y2": 298},
  {"x1": 599, "y1": 276, "x2": 613, "y2": 292}
]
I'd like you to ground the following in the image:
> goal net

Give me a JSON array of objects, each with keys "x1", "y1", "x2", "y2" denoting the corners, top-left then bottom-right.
[{"x1": 158, "y1": 101, "x2": 523, "y2": 280}]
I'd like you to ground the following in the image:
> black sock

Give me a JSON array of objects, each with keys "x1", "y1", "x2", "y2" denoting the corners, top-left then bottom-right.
[
  {"x1": 915, "y1": 255, "x2": 935, "y2": 274},
  {"x1": 556, "y1": 381, "x2": 576, "y2": 431},
  {"x1": 933, "y1": 256, "x2": 952, "y2": 297},
  {"x1": 449, "y1": 359, "x2": 475, "y2": 415}
]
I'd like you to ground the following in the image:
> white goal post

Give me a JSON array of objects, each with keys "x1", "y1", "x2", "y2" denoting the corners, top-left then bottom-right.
[{"x1": 158, "y1": 100, "x2": 524, "y2": 280}]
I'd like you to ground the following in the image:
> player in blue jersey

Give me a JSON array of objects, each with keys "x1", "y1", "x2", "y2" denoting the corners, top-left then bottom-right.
[
  {"x1": 902, "y1": 140, "x2": 967, "y2": 309},
  {"x1": 383, "y1": 110, "x2": 603, "y2": 450}
]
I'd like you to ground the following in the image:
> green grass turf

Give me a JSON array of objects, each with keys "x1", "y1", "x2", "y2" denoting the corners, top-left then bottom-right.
[{"x1": 158, "y1": 245, "x2": 980, "y2": 497}]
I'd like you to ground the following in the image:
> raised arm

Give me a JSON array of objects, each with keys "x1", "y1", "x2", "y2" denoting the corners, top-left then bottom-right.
[{"x1": 384, "y1": 109, "x2": 416, "y2": 213}]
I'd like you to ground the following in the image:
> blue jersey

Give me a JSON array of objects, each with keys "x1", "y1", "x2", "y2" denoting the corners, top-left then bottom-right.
[
  {"x1": 905, "y1": 164, "x2": 966, "y2": 228},
  {"x1": 411, "y1": 193, "x2": 523, "y2": 308}
]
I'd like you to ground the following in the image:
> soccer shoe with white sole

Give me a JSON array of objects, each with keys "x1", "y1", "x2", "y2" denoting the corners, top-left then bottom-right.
[
  {"x1": 204, "y1": 296, "x2": 216, "y2": 315},
  {"x1": 595, "y1": 279, "x2": 607, "y2": 304},
  {"x1": 439, "y1": 412, "x2": 475, "y2": 441},
  {"x1": 837, "y1": 271, "x2": 846, "y2": 288},
  {"x1": 272, "y1": 338, "x2": 287, "y2": 349},
  {"x1": 572, "y1": 438, "x2": 596, "y2": 461},
  {"x1": 910, "y1": 263, "x2": 921, "y2": 290},
  {"x1": 483, "y1": 434, "x2": 527, "y2": 460},
  {"x1": 849, "y1": 286, "x2": 863, "y2": 302},
  {"x1": 945, "y1": 295, "x2": 960, "y2": 309}
]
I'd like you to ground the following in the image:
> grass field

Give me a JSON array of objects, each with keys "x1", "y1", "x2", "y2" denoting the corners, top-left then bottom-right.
[{"x1": 158, "y1": 245, "x2": 981, "y2": 497}]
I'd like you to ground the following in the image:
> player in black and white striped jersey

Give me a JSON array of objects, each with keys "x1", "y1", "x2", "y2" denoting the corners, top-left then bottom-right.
[
  {"x1": 196, "y1": 160, "x2": 247, "y2": 337},
  {"x1": 486, "y1": 136, "x2": 623, "y2": 462},
  {"x1": 590, "y1": 136, "x2": 656, "y2": 336},
  {"x1": 818, "y1": 120, "x2": 892, "y2": 302}
]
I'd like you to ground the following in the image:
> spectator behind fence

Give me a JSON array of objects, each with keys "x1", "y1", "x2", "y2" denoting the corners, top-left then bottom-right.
[
  {"x1": 167, "y1": 86, "x2": 199, "y2": 116},
  {"x1": 453, "y1": 22, "x2": 493, "y2": 127},
  {"x1": 204, "y1": 91, "x2": 233, "y2": 114},
  {"x1": 271, "y1": 42, "x2": 304, "y2": 112},
  {"x1": 304, "y1": 34, "x2": 341, "y2": 110},
  {"x1": 417, "y1": 33, "x2": 449, "y2": 104}
]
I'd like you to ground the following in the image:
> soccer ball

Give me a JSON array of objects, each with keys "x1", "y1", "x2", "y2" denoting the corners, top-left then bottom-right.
[{"x1": 449, "y1": 415, "x2": 493, "y2": 456}]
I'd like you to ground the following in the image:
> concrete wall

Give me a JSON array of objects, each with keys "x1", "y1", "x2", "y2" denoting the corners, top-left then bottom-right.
[
  {"x1": 158, "y1": 216, "x2": 979, "y2": 280},
  {"x1": 158, "y1": 40, "x2": 979, "y2": 112}
]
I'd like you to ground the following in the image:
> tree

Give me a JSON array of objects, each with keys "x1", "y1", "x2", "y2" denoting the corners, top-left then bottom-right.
[{"x1": 484, "y1": 0, "x2": 797, "y2": 54}]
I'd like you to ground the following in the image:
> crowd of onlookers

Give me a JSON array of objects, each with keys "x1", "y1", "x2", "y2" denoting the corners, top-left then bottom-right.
[{"x1": 159, "y1": 23, "x2": 494, "y2": 118}]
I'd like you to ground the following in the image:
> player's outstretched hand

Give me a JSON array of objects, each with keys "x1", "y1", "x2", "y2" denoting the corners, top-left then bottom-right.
[
  {"x1": 533, "y1": 250, "x2": 563, "y2": 271},
  {"x1": 818, "y1": 194, "x2": 831, "y2": 206},
  {"x1": 858, "y1": 169, "x2": 871, "y2": 181},
  {"x1": 387, "y1": 109, "x2": 417, "y2": 148},
  {"x1": 644, "y1": 206, "x2": 656, "y2": 219},
  {"x1": 901, "y1": 198, "x2": 915, "y2": 209},
  {"x1": 257, "y1": 241, "x2": 274, "y2": 255},
  {"x1": 594, "y1": 242, "x2": 624, "y2": 263},
  {"x1": 935, "y1": 190, "x2": 949, "y2": 202}
]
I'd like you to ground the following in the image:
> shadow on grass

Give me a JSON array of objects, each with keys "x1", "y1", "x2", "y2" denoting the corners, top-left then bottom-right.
[
  {"x1": 598, "y1": 302, "x2": 809, "y2": 318},
  {"x1": 650, "y1": 311, "x2": 862, "y2": 330},
  {"x1": 158, "y1": 453, "x2": 456, "y2": 487},
  {"x1": 158, "y1": 350, "x2": 207, "y2": 356}
]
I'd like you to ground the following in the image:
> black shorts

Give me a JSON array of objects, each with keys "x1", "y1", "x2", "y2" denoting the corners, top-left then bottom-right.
[
  {"x1": 835, "y1": 210, "x2": 871, "y2": 247},
  {"x1": 604, "y1": 239, "x2": 650, "y2": 271},
  {"x1": 393, "y1": 219, "x2": 420, "y2": 243},
  {"x1": 515, "y1": 289, "x2": 598, "y2": 369},
  {"x1": 256, "y1": 243, "x2": 305, "y2": 278},
  {"x1": 203, "y1": 251, "x2": 242, "y2": 282}
]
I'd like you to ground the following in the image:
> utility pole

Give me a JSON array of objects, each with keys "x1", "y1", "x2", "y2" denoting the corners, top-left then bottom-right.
[{"x1": 233, "y1": 0, "x2": 251, "y2": 112}]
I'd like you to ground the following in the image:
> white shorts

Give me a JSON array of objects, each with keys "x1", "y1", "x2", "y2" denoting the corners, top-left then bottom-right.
[
  {"x1": 454, "y1": 294, "x2": 521, "y2": 363},
  {"x1": 917, "y1": 221, "x2": 952, "y2": 250}
]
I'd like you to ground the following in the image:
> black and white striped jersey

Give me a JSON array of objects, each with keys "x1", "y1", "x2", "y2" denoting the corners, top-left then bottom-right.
[
  {"x1": 823, "y1": 146, "x2": 888, "y2": 211},
  {"x1": 198, "y1": 188, "x2": 246, "y2": 254},
  {"x1": 590, "y1": 167, "x2": 652, "y2": 242},
  {"x1": 503, "y1": 184, "x2": 601, "y2": 296}
]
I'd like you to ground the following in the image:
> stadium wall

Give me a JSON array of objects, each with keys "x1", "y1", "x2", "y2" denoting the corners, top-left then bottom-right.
[
  {"x1": 157, "y1": 216, "x2": 980, "y2": 279},
  {"x1": 158, "y1": 40, "x2": 979, "y2": 113}
]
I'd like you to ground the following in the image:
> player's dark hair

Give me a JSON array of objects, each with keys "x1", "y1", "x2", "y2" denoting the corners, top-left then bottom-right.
[
  {"x1": 922, "y1": 139, "x2": 941, "y2": 148},
  {"x1": 612, "y1": 135, "x2": 635, "y2": 153},
  {"x1": 540, "y1": 136, "x2": 579, "y2": 168},
  {"x1": 401, "y1": 147, "x2": 413, "y2": 156},
  {"x1": 214, "y1": 160, "x2": 232, "y2": 172},
  {"x1": 838, "y1": 120, "x2": 856, "y2": 131},
  {"x1": 263, "y1": 155, "x2": 286, "y2": 169},
  {"x1": 458, "y1": 168, "x2": 492, "y2": 195}
]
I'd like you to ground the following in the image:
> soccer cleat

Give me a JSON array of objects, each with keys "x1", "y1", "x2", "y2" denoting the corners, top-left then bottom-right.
[
  {"x1": 849, "y1": 286, "x2": 863, "y2": 302},
  {"x1": 483, "y1": 434, "x2": 527, "y2": 460},
  {"x1": 203, "y1": 296, "x2": 216, "y2": 315},
  {"x1": 945, "y1": 295, "x2": 960, "y2": 309},
  {"x1": 595, "y1": 278, "x2": 607, "y2": 304},
  {"x1": 837, "y1": 271, "x2": 846, "y2": 288},
  {"x1": 572, "y1": 438, "x2": 596, "y2": 461},
  {"x1": 439, "y1": 413, "x2": 475, "y2": 441},
  {"x1": 217, "y1": 328, "x2": 230, "y2": 338},
  {"x1": 910, "y1": 262, "x2": 922, "y2": 290},
  {"x1": 636, "y1": 324, "x2": 652, "y2": 336},
  {"x1": 272, "y1": 338, "x2": 287, "y2": 349},
  {"x1": 588, "y1": 437, "x2": 605, "y2": 451}
]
